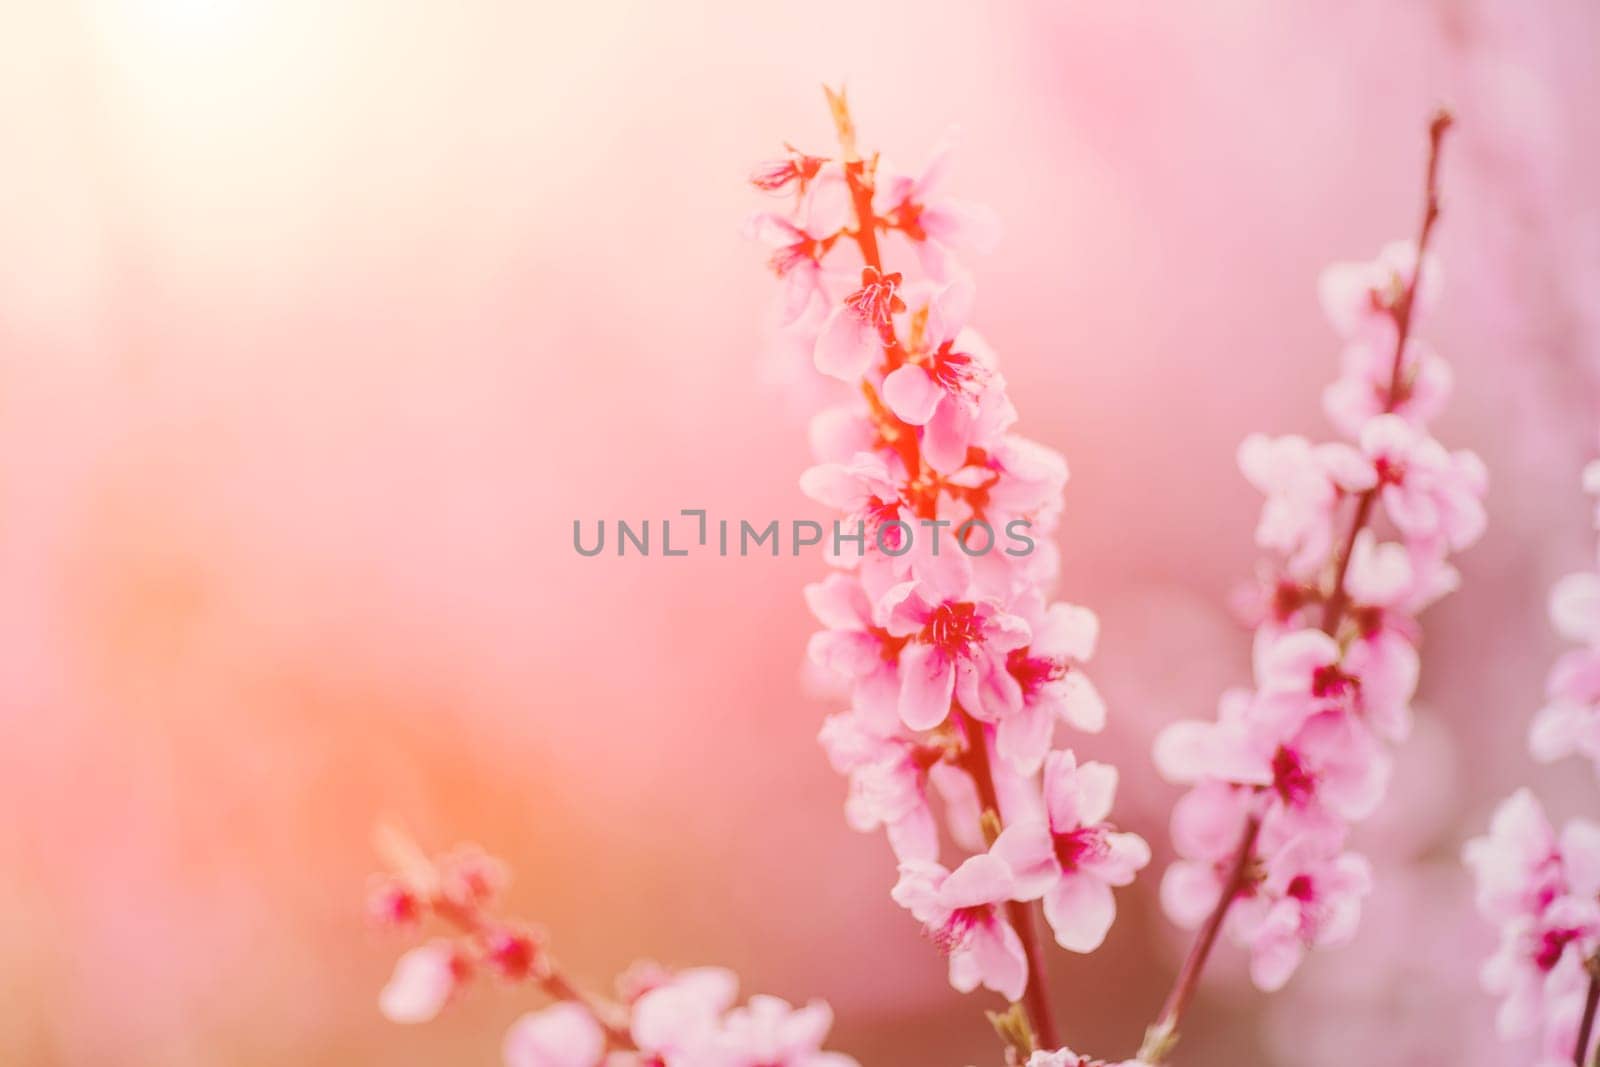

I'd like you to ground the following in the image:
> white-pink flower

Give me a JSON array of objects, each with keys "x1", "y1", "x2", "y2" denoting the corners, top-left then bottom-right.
[
  {"x1": 378, "y1": 940, "x2": 467, "y2": 1024},
  {"x1": 991, "y1": 752, "x2": 1151, "y2": 952},
  {"x1": 1361, "y1": 413, "x2": 1487, "y2": 551},
  {"x1": 1323, "y1": 337, "x2": 1453, "y2": 439},
  {"x1": 1317, "y1": 239, "x2": 1441, "y2": 342},
  {"x1": 718, "y1": 995, "x2": 860, "y2": 1067},
  {"x1": 891, "y1": 854, "x2": 1028, "y2": 1001},
  {"x1": 814, "y1": 267, "x2": 905, "y2": 381},
  {"x1": 1237, "y1": 434, "x2": 1375, "y2": 577},
  {"x1": 993, "y1": 599, "x2": 1105, "y2": 773},
  {"x1": 878, "y1": 144, "x2": 1001, "y2": 279},
  {"x1": 1229, "y1": 835, "x2": 1372, "y2": 992},
  {"x1": 630, "y1": 967, "x2": 740, "y2": 1065},
  {"x1": 503, "y1": 1002, "x2": 606, "y2": 1067},
  {"x1": 817, "y1": 710, "x2": 940, "y2": 862},
  {"x1": 880, "y1": 278, "x2": 1016, "y2": 474},
  {"x1": 876, "y1": 581, "x2": 1031, "y2": 730},
  {"x1": 748, "y1": 169, "x2": 851, "y2": 324}
]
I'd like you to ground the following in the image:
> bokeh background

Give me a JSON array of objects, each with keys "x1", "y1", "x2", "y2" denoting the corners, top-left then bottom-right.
[{"x1": 3, "y1": 1, "x2": 1599, "y2": 1064}]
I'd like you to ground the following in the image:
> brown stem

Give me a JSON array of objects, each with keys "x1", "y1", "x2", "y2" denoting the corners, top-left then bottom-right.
[
  {"x1": 961, "y1": 712, "x2": 1062, "y2": 1052},
  {"x1": 1576, "y1": 960, "x2": 1600, "y2": 1067},
  {"x1": 1138, "y1": 109, "x2": 1453, "y2": 1065},
  {"x1": 1138, "y1": 816, "x2": 1261, "y2": 1063}
]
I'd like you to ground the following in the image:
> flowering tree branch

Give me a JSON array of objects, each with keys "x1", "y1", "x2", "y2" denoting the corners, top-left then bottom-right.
[
  {"x1": 1142, "y1": 108, "x2": 1480, "y2": 1064},
  {"x1": 1466, "y1": 457, "x2": 1600, "y2": 1064},
  {"x1": 1320, "y1": 109, "x2": 1454, "y2": 636}
]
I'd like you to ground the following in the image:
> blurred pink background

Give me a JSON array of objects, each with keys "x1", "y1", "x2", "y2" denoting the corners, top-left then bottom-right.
[{"x1": 4, "y1": 2, "x2": 1599, "y2": 1064}]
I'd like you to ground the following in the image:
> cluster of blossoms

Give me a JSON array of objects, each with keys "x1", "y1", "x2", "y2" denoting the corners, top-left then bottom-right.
[
  {"x1": 1465, "y1": 465, "x2": 1600, "y2": 1066},
  {"x1": 751, "y1": 90, "x2": 1148, "y2": 1055},
  {"x1": 365, "y1": 98, "x2": 1477, "y2": 1067},
  {"x1": 369, "y1": 832, "x2": 859, "y2": 1067},
  {"x1": 1145, "y1": 114, "x2": 1486, "y2": 1048}
]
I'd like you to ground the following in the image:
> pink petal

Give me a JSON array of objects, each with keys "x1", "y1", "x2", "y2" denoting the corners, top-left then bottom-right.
[
  {"x1": 1043, "y1": 872, "x2": 1116, "y2": 952},
  {"x1": 921, "y1": 398, "x2": 974, "y2": 473},
  {"x1": 814, "y1": 306, "x2": 879, "y2": 381},
  {"x1": 970, "y1": 919, "x2": 1028, "y2": 1002},
  {"x1": 1160, "y1": 861, "x2": 1223, "y2": 929},
  {"x1": 1070, "y1": 760, "x2": 1118, "y2": 828},
  {"x1": 882, "y1": 365, "x2": 943, "y2": 425},
  {"x1": 991, "y1": 821, "x2": 1059, "y2": 901},
  {"x1": 502, "y1": 1003, "x2": 606, "y2": 1067},
  {"x1": 379, "y1": 942, "x2": 459, "y2": 1024},
  {"x1": 939, "y1": 853, "x2": 1015, "y2": 909},
  {"x1": 1552, "y1": 572, "x2": 1600, "y2": 644},
  {"x1": 897, "y1": 641, "x2": 955, "y2": 730},
  {"x1": 927, "y1": 275, "x2": 976, "y2": 346}
]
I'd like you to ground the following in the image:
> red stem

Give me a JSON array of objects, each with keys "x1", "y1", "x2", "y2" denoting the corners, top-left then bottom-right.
[
  {"x1": 1321, "y1": 109, "x2": 1452, "y2": 634},
  {"x1": 1139, "y1": 110, "x2": 1453, "y2": 1064},
  {"x1": 824, "y1": 88, "x2": 1060, "y2": 1050}
]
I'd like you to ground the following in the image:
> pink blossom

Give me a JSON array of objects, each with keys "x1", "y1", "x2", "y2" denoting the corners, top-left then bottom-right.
[
  {"x1": 1229, "y1": 835, "x2": 1373, "y2": 991},
  {"x1": 1530, "y1": 647, "x2": 1600, "y2": 768},
  {"x1": 1466, "y1": 788, "x2": 1600, "y2": 1047},
  {"x1": 814, "y1": 267, "x2": 905, "y2": 381},
  {"x1": 718, "y1": 996, "x2": 860, "y2": 1067},
  {"x1": 1463, "y1": 789, "x2": 1570, "y2": 927},
  {"x1": 891, "y1": 854, "x2": 1028, "y2": 1001},
  {"x1": 748, "y1": 171, "x2": 850, "y2": 324},
  {"x1": 1550, "y1": 570, "x2": 1600, "y2": 645},
  {"x1": 1237, "y1": 434, "x2": 1375, "y2": 577},
  {"x1": 876, "y1": 581, "x2": 1031, "y2": 730},
  {"x1": 1322, "y1": 337, "x2": 1453, "y2": 438},
  {"x1": 878, "y1": 145, "x2": 1001, "y2": 279},
  {"x1": 803, "y1": 573, "x2": 900, "y2": 728},
  {"x1": 994, "y1": 599, "x2": 1105, "y2": 772},
  {"x1": 1155, "y1": 689, "x2": 1389, "y2": 825},
  {"x1": 749, "y1": 148, "x2": 828, "y2": 196},
  {"x1": 1361, "y1": 413, "x2": 1488, "y2": 551},
  {"x1": 502, "y1": 1002, "x2": 606, "y2": 1067},
  {"x1": 991, "y1": 752, "x2": 1150, "y2": 952},
  {"x1": 1253, "y1": 628, "x2": 1414, "y2": 744},
  {"x1": 378, "y1": 941, "x2": 467, "y2": 1024},
  {"x1": 817, "y1": 710, "x2": 940, "y2": 862},
  {"x1": 880, "y1": 278, "x2": 1016, "y2": 473},
  {"x1": 1026, "y1": 1049, "x2": 1148, "y2": 1067},
  {"x1": 1317, "y1": 239, "x2": 1442, "y2": 342},
  {"x1": 630, "y1": 967, "x2": 740, "y2": 1064}
]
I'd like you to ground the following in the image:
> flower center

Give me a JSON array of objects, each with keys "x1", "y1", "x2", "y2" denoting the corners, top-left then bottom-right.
[
  {"x1": 921, "y1": 602, "x2": 983, "y2": 659},
  {"x1": 1007, "y1": 648, "x2": 1068, "y2": 698},
  {"x1": 769, "y1": 237, "x2": 819, "y2": 276},
  {"x1": 844, "y1": 267, "x2": 906, "y2": 337},
  {"x1": 928, "y1": 341, "x2": 986, "y2": 401},
  {"x1": 1053, "y1": 826, "x2": 1109, "y2": 872},
  {"x1": 1534, "y1": 926, "x2": 1581, "y2": 972},
  {"x1": 888, "y1": 198, "x2": 927, "y2": 241},
  {"x1": 1311, "y1": 663, "x2": 1359, "y2": 701},
  {"x1": 1272, "y1": 746, "x2": 1316, "y2": 806},
  {"x1": 929, "y1": 905, "x2": 988, "y2": 955},
  {"x1": 1373, "y1": 455, "x2": 1407, "y2": 486}
]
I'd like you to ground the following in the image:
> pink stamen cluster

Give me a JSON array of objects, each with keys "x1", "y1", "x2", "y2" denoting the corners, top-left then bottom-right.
[
  {"x1": 1466, "y1": 465, "x2": 1600, "y2": 1067},
  {"x1": 1141, "y1": 113, "x2": 1485, "y2": 1060},
  {"x1": 752, "y1": 89, "x2": 1147, "y2": 1053},
  {"x1": 368, "y1": 831, "x2": 859, "y2": 1067}
]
